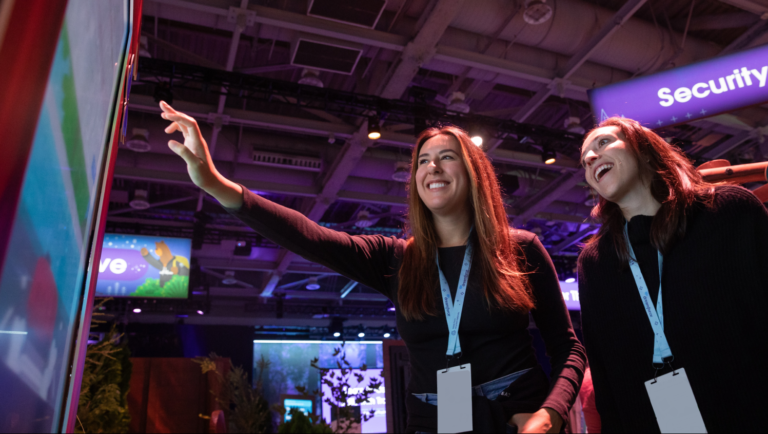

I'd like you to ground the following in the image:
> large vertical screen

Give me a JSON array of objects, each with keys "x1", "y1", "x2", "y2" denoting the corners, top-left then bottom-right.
[{"x1": 0, "y1": 1, "x2": 130, "y2": 431}]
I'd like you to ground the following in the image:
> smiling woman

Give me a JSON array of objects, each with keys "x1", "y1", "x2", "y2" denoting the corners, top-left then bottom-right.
[
  {"x1": 577, "y1": 117, "x2": 768, "y2": 432},
  {"x1": 159, "y1": 102, "x2": 586, "y2": 433}
]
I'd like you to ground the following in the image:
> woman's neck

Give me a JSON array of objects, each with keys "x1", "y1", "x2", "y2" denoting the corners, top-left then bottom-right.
[
  {"x1": 618, "y1": 184, "x2": 662, "y2": 220},
  {"x1": 433, "y1": 211, "x2": 472, "y2": 248}
]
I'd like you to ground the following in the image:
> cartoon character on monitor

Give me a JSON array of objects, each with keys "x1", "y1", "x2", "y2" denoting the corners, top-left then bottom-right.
[{"x1": 140, "y1": 241, "x2": 189, "y2": 287}]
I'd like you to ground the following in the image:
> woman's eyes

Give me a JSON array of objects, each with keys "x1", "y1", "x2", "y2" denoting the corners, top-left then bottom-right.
[
  {"x1": 418, "y1": 155, "x2": 454, "y2": 165},
  {"x1": 599, "y1": 138, "x2": 610, "y2": 147}
]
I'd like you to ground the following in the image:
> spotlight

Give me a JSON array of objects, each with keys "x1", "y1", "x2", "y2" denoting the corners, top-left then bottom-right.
[
  {"x1": 367, "y1": 116, "x2": 381, "y2": 140},
  {"x1": 383, "y1": 332, "x2": 391, "y2": 338},
  {"x1": 468, "y1": 124, "x2": 484, "y2": 147},
  {"x1": 392, "y1": 161, "x2": 410, "y2": 182},
  {"x1": 565, "y1": 277, "x2": 576, "y2": 284},
  {"x1": 298, "y1": 68, "x2": 324, "y2": 88},
  {"x1": 126, "y1": 128, "x2": 151, "y2": 152},
  {"x1": 233, "y1": 240, "x2": 252, "y2": 257},
  {"x1": 329, "y1": 317, "x2": 345, "y2": 338},
  {"x1": 306, "y1": 276, "x2": 321, "y2": 290},
  {"x1": 129, "y1": 189, "x2": 150, "y2": 210},
  {"x1": 358, "y1": 332, "x2": 365, "y2": 338},
  {"x1": 542, "y1": 148, "x2": 557, "y2": 165},
  {"x1": 133, "y1": 308, "x2": 142, "y2": 313},
  {"x1": 222, "y1": 270, "x2": 238, "y2": 285},
  {"x1": 523, "y1": 0, "x2": 553, "y2": 25},
  {"x1": 197, "y1": 310, "x2": 204, "y2": 315}
]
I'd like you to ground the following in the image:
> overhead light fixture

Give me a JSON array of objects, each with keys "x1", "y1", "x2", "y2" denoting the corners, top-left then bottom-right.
[
  {"x1": 126, "y1": 128, "x2": 151, "y2": 152},
  {"x1": 328, "y1": 133, "x2": 336, "y2": 144},
  {"x1": 469, "y1": 124, "x2": 484, "y2": 147},
  {"x1": 542, "y1": 148, "x2": 557, "y2": 165},
  {"x1": 392, "y1": 161, "x2": 410, "y2": 182},
  {"x1": 383, "y1": 332, "x2": 391, "y2": 338},
  {"x1": 233, "y1": 240, "x2": 252, "y2": 257},
  {"x1": 329, "y1": 317, "x2": 344, "y2": 338},
  {"x1": 129, "y1": 189, "x2": 150, "y2": 210},
  {"x1": 133, "y1": 308, "x2": 142, "y2": 313},
  {"x1": 564, "y1": 116, "x2": 585, "y2": 135},
  {"x1": 523, "y1": 0, "x2": 553, "y2": 25},
  {"x1": 367, "y1": 116, "x2": 381, "y2": 140},
  {"x1": 355, "y1": 210, "x2": 379, "y2": 228},
  {"x1": 222, "y1": 270, "x2": 238, "y2": 285},
  {"x1": 306, "y1": 276, "x2": 321, "y2": 290},
  {"x1": 197, "y1": 310, "x2": 204, "y2": 315},
  {"x1": 298, "y1": 68, "x2": 323, "y2": 88},
  {"x1": 446, "y1": 91, "x2": 470, "y2": 114},
  {"x1": 565, "y1": 277, "x2": 576, "y2": 284},
  {"x1": 358, "y1": 331, "x2": 365, "y2": 338}
]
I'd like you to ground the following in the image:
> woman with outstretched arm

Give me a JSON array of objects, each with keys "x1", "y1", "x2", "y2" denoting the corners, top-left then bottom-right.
[{"x1": 160, "y1": 101, "x2": 585, "y2": 433}]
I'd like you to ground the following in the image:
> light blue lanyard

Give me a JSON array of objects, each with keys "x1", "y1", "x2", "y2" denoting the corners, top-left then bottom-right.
[
  {"x1": 624, "y1": 222, "x2": 673, "y2": 365},
  {"x1": 436, "y1": 236, "x2": 474, "y2": 357}
]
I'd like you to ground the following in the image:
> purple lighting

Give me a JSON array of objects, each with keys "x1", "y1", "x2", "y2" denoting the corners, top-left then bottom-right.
[
  {"x1": 197, "y1": 310, "x2": 204, "y2": 315},
  {"x1": 589, "y1": 44, "x2": 768, "y2": 128},
  {"x1": 133, "y1": 308, "x2": 141, "y2": 313}
]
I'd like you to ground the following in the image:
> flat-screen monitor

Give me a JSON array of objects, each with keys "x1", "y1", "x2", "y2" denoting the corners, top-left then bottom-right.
[
  {"x1": 321, "y1": 368, "x2": 385, "y2": 433},
  {"x1": 95, "y1": 233, "x2": 191, "y2": 298},
  {"x1": 282, "y1": 395, "x2": 314, "y2": 423}
]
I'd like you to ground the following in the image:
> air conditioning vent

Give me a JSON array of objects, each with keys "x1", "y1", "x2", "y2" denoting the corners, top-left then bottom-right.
[
  {"x1": 291, "y1": 34, "x2": 363, "y2": 75},
  {"x1": 308, "y1": 0, "x2": 386, "y2": 29},
  {"x1": 252, "y1": 150, "x2": 323, "y2": 172}
]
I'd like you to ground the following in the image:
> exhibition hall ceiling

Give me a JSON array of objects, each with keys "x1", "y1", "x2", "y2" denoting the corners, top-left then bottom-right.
[{"x1": 115, "y1": 0, "x2": 768, "y2": 323}]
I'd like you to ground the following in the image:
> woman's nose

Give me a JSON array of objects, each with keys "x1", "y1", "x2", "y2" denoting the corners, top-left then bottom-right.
[
  {"x1": 427, "y1": 160, "x2": 440, "y2": 173},
  {"x1": 584, "y1": 150, "x2": 599, "y2": 166}
]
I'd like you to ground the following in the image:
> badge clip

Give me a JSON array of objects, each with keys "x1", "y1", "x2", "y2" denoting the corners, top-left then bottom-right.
[{"x1": 651, "y1": 356, "x2": 678, "y2": 384}]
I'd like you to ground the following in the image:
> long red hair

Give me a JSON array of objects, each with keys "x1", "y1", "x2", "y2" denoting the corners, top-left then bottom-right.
[
  {"x1": 584, "y1": 117, "x2": 716, "y2": 266},
  {"x1": 398, "y1": 126, "x2": 534, "y2": 321}
]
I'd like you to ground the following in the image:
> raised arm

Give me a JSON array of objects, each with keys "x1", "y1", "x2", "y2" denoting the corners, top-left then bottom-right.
[
  {"x1": 160, "y1": 101, "x2": 244, "y2": 209},
  {"x1": 160, "y1": 102, "x2": 401, "y2": 295}
]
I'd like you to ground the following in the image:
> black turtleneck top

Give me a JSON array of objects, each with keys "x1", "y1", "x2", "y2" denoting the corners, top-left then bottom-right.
[{"x1": 578, "y1": 185, "x2": 768, "y2": 432}]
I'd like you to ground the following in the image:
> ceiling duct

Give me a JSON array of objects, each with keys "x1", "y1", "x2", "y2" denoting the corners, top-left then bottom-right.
[
  {"x1": 291, "y1": 33, "x2": 363, "y2": 75},
  {"x1": 308, "y1": 0, "x2": 386, "y2": 29},
  {"x1": 252, "y1": 149, "x2": 323, "y2": 172}
]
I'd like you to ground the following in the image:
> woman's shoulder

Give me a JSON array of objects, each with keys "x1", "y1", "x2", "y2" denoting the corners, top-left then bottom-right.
[
  {"x1": 710, "y1": 184, "x2": 764, "y2": 211},
  {"x1": 509, "y1": 227, "x2": 537, "y2": 249}
]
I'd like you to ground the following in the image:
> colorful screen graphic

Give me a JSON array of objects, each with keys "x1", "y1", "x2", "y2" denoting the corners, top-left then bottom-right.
[
  {"x1": 283, "y1": 397, "x2": 314, "y2": 422},
  {"x1": 321, "y1": 368, "x2": 386, "y2": 433},
  {"x1": 96, "y1": 234, "x2": 192, "y2": 298},
  {"x1": 253, "y1": 340, "x2": 383, "y2": 415},
  {"x1": 588, "y1": 43, "x2": 768, "y2": 128},
  {"x1": 0, "y1": 1, "x2": 130, "y2": 431}
]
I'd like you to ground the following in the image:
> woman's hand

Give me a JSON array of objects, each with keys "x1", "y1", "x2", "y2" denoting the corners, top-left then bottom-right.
[
  {"x1": 160, "y1": 101, "x2": 243, "y2": 208},
  {"x1": 160, "y1": 101, "x2": 219, "y2": 191},
  {"x1": 510, "y1": 408, "x2": 562, "y2": 433}
]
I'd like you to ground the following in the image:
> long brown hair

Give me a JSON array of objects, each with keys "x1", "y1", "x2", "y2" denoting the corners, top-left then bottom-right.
[
  {"x1": 398, "y1": 125, "x2": 534, "y2": 321},
  {"x1": 585, "y1": 117, "x2": 716, "y2": 266}
]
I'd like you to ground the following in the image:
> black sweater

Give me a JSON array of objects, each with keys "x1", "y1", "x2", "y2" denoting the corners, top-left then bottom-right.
[
  {"x1": 228, "y1": 189, "x2": 586, "y2": 432},
  {"x1": 578, "y1": 185, "x2": 768, "y2": 432}
]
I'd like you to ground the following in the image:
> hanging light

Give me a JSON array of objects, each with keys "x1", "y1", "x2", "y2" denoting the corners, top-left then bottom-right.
[
  {"x1": 523, "y1": 0, "x2": 553, "y2": 25},
  {"x1": 197, "y1": 310, "x2": 205, "y2": 315},
  {"x1": 129, "y1": 189, "x2": 150, "y2": 210},
  {"x1": 468, "y1": 123, "x2": 484, "y2": 147},
  {"x1": 367, "y1": 116, "x2": 381, "y2": 140},
  {"x1": 392, "y1": 161, "x2": 410, "y2": 182},
  {"x1": 222, "y1": 270, "x2": 238, "y2": 285},
  {"x1": 564, "y1": 116, "x2": 585, "y2": 134},
  {"x1": 133, "y1": 308, "x2": 142, "y2": 313},
  {"x1": 446, "y1": 91, "x2": 470, "y2": 114},
  {"x1": 126, "y1": 128, "x2": 151, "y2": 152},
  {"x1": 298, "y1": 68, "x2": 324, "y2": 88},
  {"x1": 565, "y1": 277, "x2": 576, "y2": 283},
  {"x1": 542, "y1": 148, "x2": 557, "y2": 165},
  {"x1": 306, "y1": 276, "x2": 321, "y2": 290}
]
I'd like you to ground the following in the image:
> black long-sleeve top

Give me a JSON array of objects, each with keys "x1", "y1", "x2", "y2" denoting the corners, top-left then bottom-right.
[
  {"x1": 227, "y1": 188, "x2": 586, "y2": 432},
  {"x1": 578, "y1": 185, "x2": 768, "y2": 432}
]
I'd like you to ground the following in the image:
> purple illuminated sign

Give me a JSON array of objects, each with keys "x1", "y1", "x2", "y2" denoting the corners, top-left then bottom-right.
[{"x1": 588, "y1": 44, "x2": 768, "y2": 128}]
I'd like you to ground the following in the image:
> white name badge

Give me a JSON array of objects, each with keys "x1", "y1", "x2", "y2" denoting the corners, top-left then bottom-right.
[
  {"x1": 437, "y1": 363, "x2": 473, "y2": 434},
  {"x1": 644, "y1": 368, "x2": 707, "y2": 433}
]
